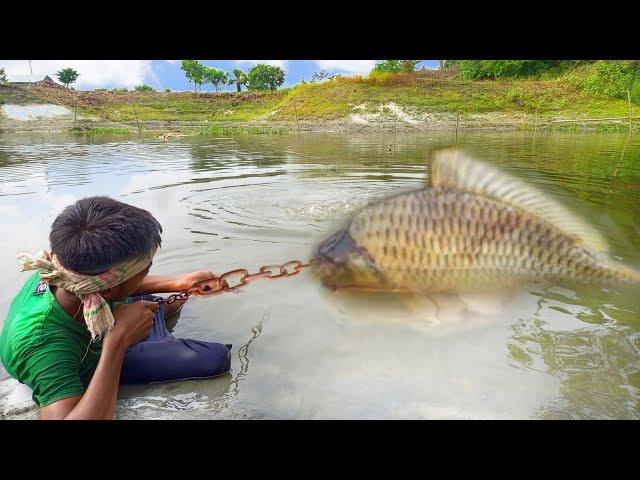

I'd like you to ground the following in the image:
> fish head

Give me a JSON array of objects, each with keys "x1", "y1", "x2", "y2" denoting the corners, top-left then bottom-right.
[{"x1": 314, "y1": 228, "x2": 384, "y2": 290}]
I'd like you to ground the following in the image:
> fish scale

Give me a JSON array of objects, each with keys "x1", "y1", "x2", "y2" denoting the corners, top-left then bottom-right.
[{"x1": 315, "y1": 150, "x2": 640, "y2": 293}]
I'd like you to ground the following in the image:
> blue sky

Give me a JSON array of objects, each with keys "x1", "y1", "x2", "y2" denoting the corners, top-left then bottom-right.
[{"x1": 1, "y1": 60, "x2": 440, "y2": 91}]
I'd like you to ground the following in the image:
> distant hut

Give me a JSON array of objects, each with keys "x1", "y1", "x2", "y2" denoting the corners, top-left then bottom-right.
[
  {"x1": 8, "y1": 74, "x2": 63, "y2": 88},
  {"x1": 34, "y1": 75, "x2": 63, "y2": 88}
]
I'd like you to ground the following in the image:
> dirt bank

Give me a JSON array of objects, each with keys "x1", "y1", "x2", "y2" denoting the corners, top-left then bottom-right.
[{"x1": 1, "y1": 83, "x2": 636, "y2": 135}]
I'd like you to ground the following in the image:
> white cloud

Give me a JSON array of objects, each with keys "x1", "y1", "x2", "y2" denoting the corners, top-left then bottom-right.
[
  {"x1": 0, "y1": 60, "x2": 156, "y2": 88},
  {"x1": 235, "y1": 60, "x2": 287, "y2": 70},
  {"x1": 315, "y1": 60, "x2": 376, "y2": 74}
]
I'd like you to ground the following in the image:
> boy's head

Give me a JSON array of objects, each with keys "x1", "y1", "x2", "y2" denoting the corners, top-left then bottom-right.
[{"x1": 50, "y1": 196, "x2": 163, "y2": 300}]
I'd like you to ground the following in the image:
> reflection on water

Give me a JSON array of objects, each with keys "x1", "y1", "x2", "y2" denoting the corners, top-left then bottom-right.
[
  {"x1": 509, "y1": 282, "x2": 640, "y2": 419},
  {"x1": 230, "y1": 313, "x2": 265, "y2": 395},
  {"x1": 0, "y1": 130, "x2": 639, "y2": 419}
]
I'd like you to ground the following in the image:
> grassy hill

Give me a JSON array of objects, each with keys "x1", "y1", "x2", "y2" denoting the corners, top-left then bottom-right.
[{"x1": 1, "y1": 64, "x2": 638, "y2": 134}]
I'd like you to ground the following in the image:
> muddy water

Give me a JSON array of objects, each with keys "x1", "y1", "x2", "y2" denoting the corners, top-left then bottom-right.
[{"x1": 0, "y1": 130, "x2": 639, "y2": 419}]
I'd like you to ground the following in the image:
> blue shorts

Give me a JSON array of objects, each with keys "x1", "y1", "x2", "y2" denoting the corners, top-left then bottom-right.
[{"x1": 119, "y1": 295, "x2": 232, "y2": 384}]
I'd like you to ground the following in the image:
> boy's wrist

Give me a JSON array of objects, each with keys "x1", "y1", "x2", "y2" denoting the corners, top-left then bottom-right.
[{"x1": 103, "y1": 328, "x2": 129, "y2": 352}]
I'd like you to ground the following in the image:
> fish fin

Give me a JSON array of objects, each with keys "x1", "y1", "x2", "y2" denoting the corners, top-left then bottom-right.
[{"x1": 429, "y1": 149, "x2": 610, "y2": 253}]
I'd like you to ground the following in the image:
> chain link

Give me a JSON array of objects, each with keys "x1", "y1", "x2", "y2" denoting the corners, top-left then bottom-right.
[{"x1": 155, "y1": 258, "x2": 316, "y2": 305}]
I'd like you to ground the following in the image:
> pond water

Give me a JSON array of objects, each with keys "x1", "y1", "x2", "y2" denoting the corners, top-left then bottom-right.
[{"x1": 0, "y1": 130, "x2": 639, "y2": 419}]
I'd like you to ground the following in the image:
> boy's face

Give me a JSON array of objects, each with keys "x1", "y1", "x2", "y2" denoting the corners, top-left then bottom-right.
[{"x1": 99, "y1": 263, "x2": 152, "y2": 302}]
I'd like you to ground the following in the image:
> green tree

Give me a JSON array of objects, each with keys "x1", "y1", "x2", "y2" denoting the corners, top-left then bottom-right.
[
  {"x1": 0, "y1": 68, "x2": 7, "y2": 84},
  {"x1": 247, "y1": 64, "x2": 285, "y2": 91},
  {"x1": 56, "y1": 68, "x2": 80, "y2": 88},
  {"x1": 204, "y1": 67, "x2": 228, "y2": 92},
  {"x1": 372, "y1": 60, "x2": 403, "y2": 74},
  {"x1": 134, "y1": 84, "x2": 154, "y2": 92},
  {"x1": 181, "y1": 60, "x2": 207, "y2": 92},
  {"x1": 372, "y1": 60, "x2": 420, "y2": 75},
  {"x1": 400, "y1": 60, "x2": 420, "y2": 73},
  {"x1": 229, "y1": 68, "x2": 248, "y2": 92}
]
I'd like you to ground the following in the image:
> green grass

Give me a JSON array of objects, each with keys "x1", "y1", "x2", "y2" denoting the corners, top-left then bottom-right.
[
  {"x1": 10, "y1": 68, "x2": 637, "y2": 128},
  {"x1": 189, "y1": 124, "x2": 292, "y2": 136},
  {"x1": 69, "y1": 126, "x2": 134, "y2": 136},
  {"x1": 79, "y1": 91, "x2": 283, "y2": 123},
  {"x1": 538, "y1": 121, "x2": 638, "y2": 133}
]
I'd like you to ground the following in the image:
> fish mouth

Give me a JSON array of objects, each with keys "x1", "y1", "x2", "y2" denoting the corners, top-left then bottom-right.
[
  {"x1": 315, "y1": 229, "x2": 383, "y2": 290},
  {"x1": 317, "y1": 229, "x2": 358, "y2": 265}
]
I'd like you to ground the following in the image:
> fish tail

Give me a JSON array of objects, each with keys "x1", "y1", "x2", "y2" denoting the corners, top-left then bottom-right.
[{"x1": 608, "y1": 259, "x2": 640, "y2": 285}]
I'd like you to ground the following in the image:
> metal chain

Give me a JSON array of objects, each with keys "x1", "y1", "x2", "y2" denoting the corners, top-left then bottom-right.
[{"x1": 155, "y1": 258, "x2": 316, "y2": 305}]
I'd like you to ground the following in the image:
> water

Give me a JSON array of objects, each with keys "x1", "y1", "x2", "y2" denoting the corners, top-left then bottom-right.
[{"x1": 0, "y1": 130, "x2": 639, "y2": 419}]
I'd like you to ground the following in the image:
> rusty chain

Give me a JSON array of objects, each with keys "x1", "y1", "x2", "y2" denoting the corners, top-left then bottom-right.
[{"x1": 155, "y1": 258, "x2": 316, "y2": 305}]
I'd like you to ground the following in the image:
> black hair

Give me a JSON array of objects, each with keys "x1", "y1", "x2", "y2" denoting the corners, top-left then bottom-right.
[{"x1": 49, "y1": 196, "x2": 163, "y2": 275}]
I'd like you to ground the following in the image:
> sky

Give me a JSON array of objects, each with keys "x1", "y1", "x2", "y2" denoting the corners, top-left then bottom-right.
[{"x1": 0, "y1": 60, "x2": 440, "y2": 91}]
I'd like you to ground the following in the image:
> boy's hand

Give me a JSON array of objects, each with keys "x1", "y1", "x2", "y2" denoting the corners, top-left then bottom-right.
[
  {"x1": 178, "y1": 270, "x2": 220, "y2": 294},
  {"x1": 108, "y1": 301, "x2": 158, "y2": 348}
]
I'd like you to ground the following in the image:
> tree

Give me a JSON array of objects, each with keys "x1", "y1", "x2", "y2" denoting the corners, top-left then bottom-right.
[
  {"x1": 372, "y1": 60, "x2": 402, "y2": 74},
  {"x1": 311, "y1": 70, "x2": 331, "y2": 83},
  {"x1": 0, "y1": 68, "x2": 7, "y2": 85},
  {"x1": 400, "y1": 60, "x2": 420, "y2": 73},
  {"x1": 247, "y1": 64, "x2": 285, "y2": 91},
  {"x1": 181, "y1": 60, "x2": 207, "y2": 92},
  {"x1": 203, "y1": 67, "x2": 228, "y2": 92},
  {"x1": 134, "y1": 84, "x2": 154, "y2": 92},
  {"x1": 56, "y1": 68, "x2": 80, "y2": 88},
  {"x1": 438, "y1": 60, "x2": 445, "y2": 70},
  {"x1": 372, "y1": 60, "x2": 419, "y2": 75},
  {"x1": 229, "y1": 68, "x2": 248, "y2": 92}
]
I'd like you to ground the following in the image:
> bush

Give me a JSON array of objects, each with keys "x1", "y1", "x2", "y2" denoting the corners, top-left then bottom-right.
[
  {"x1": 367, "y1": 71, "x2": 414, "y2": 86},
  {"x1": 504, "y1": 87, "x2": 543, "y2": 112},
  {"x1": 111, "y1": 87, "x2": 129, "y2": 92},
  {"x1": 134, "y1": 84, "x2": 155, "y2": 92},
  {"x1": 458, "y1": 60, "x2": 561, "y2": 80},
  {"x1": 631, "y1": 78, "x2": 640, "y2": 103},
  {"x1": 579, "y1": 61, "x2": 640, "y2": 101},
  {"x1": 335, "y1": 75, "x2": 365, "y2": 84}
]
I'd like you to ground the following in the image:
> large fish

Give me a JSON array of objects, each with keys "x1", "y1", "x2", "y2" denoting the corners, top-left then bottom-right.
[{"x1": 315, "y1": 149, "x2": 640, "y2": 293}]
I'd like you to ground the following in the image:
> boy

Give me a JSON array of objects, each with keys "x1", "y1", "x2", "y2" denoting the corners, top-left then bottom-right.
[{"x1": 0, "y1": 196, "x2": 219, "y2": 420}]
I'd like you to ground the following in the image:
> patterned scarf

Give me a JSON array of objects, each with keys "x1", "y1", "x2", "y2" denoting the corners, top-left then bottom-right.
[{"x1": 17, "y1": 247, "x2": 157, "y2": 341}]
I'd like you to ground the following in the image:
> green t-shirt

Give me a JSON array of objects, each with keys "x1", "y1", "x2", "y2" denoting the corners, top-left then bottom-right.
[{"x1": 0, "y1": 272, "x2": 103, "y2": 407}]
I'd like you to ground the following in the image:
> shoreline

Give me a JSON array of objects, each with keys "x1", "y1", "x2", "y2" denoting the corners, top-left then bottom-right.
[
  {"x1": 1, "y1": 115, "x2": 637, "y2": 136},
  {"x1": 1, "y1": 78, "x2": 637, "y2": 136}
]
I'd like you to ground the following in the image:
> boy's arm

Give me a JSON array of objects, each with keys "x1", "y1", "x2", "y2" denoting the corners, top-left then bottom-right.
[
  {"x1": 40, "y1": 333, "x2": 128, "y2": 420},
  {"x1": 39, "y1": 301, "x2": 157, "y2": 420},
  {"x1": 133, "y1": 271, "x2": 218, "y2": 295}
]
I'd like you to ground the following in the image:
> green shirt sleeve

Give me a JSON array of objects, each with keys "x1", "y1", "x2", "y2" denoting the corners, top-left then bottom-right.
[{"x1": 22, "y1": 337, "x2": 86, "y2": 407}]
